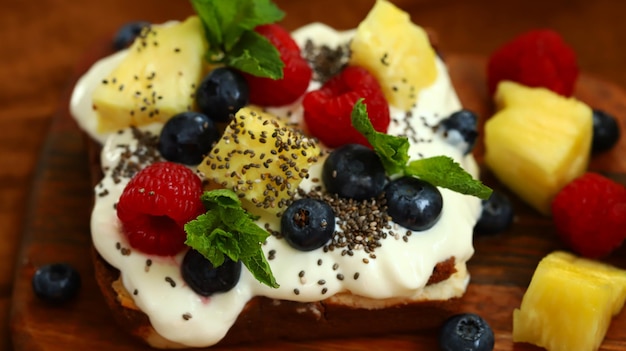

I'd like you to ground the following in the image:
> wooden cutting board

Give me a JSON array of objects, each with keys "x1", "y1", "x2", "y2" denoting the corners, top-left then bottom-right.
[{"x1": 9, "y1": 47, "x2": 626, "y2": 350}]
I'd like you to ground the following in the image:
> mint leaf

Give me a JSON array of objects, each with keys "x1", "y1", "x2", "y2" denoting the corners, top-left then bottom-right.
[
  {"x1": 185, "y1": 189, "x2": 279, "y2": 289},
  {"x1": 190, "y1": 0, "x2": 285, "y2": 78},
  {"x1": 405, "y1": 156, "x2": 492, "y2": 199},
  {"x1": 351, "y1": 99, "x2": 409, "y2": 176}
]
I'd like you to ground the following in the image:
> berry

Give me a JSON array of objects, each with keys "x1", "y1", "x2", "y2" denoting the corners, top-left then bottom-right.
[
  {"x1": 322, "y1": 144, "x2": 386, "y2": 200},
  {"x1": 552, "y1": 172, "x2": 626, "y2": 258},
  {"x1": 592, "y1": 109, "x2": 621, "y2": 153},
  {"x1": 195, "y1": 68, "x2": 249, "y2": 123},
  {"x1": 281, "y1": 198, "x2": 335, "y2": 251},
  {"x1": 303, "y1": 66, "x2": 390, "y2": 148},
  {"x1": 384, "y1": 177, "x2": 442, "y2": 231},
  {"x1": 437, "y1": 109, "x2": 479, "y2": 155},
  {"x1": 487, "y1": 29, "x2": 578, "y2": 97},
  {"x1": 439, "y1": 313, "x2": 495, "y2": 351},
  {"x1": 474, "y1": 190, "x2": 514, "y2": 235},
  {"x1": 158, "y1": 112, "x2": 220, "y2": 165},
  {"x1": 244, "y1": 24, "x2": 312, "y2": 106},
  {"x1": 112, "y1": 21, "x2": 150, "y2": 50},
  {"x1": 32, "y1": 263, "x2": 81, "y2": 303},
  {"x1": 181, "y1": 249, "x2": 242, "y2": 296},
  {"x1": 117, "y1": 162, "x2": 205, "y2": 256}
]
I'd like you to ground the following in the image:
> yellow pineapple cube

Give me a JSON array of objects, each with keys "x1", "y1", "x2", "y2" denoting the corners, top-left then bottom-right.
[
  {"x1": 92, "y1": 16, "x2": 208, "y2": 132},
  {"x1": 198, "y1": 107, "x2": 322, "y2": 216},
  {"x1": 484, "y1": 81, "x2": 592, "y2": 215},
  {"x1": 349, "y1": 0, "x2": 438, "y2": 110},
  {"x1": 513, "y1": 251, "x2": 626, "y2": 351}
]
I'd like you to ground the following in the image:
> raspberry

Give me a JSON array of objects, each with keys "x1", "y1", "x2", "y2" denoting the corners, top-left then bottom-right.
[
  {"x1": 116, "y1": 162, "x2": 205, "y2": 256},
  {"x1": 244, "y1": 24, "x2": 312, "y2": 106},
  {"x1": 302, "y1": 66, "x2": 390, "y2": 148},
  {"x1": 552, "y1": 173, "x2": 626, "y2": 258},
  {"x1": 487, "y1": 29, "x2": 578, "y2": 97}
]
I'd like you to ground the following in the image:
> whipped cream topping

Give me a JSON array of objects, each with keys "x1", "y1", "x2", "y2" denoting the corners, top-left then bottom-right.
[{"x1": 71, "y1": 23, "x2": 482, "y2": 348}]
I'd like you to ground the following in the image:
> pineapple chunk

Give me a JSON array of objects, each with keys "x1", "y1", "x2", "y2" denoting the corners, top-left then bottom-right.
[
  {"x1": 484, "y1": 81, "x2": 592, "y2": 215},
  {"x1": 349, "y1": 0, "x2": 437, "y2": 110},
  {"x1": 513, "y1": 251, "x2": 626, "y2": 351},
  {"x1": 198, "y1": 107, "x2": 322, "y2": 216},
  {"x1": 92, "y1": 16, "x2": 208, "y2": 133}
]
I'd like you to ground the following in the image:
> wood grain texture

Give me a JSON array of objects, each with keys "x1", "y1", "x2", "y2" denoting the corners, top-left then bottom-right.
[{"x1": 9, "y1": 52, "x2": 626, "y2": 350}]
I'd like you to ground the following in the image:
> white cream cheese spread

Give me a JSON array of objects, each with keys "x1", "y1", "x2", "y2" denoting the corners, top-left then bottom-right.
[{"x1": 70, "y1": 23, "x2": 482, "y2": 348}]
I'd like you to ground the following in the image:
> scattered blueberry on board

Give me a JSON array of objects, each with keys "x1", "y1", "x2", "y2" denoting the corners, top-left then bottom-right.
[
  {"x1": 474, "y1": 190, "x2": 514, "y2": 236},
  {"x1": 437, "y1": 109, "x2": 479, "y2": 155},
  {"x1": 158, "y1": 111, "x2": 220, "y2": 165},
  {"x1": 195, "y1": 67, "x2": 250, "y2": 123},
  {"x1": 112, "y1": 21, "x2": 150, "y2": 50},
  {"x1": 32, "y1": 263, "x2": 81, "y2": 303},
  {"x1": 384, "y1": 177, "x2": 443, "y2": 231},
  {"x1": 591, "y1": 109, "x2": 621, "y2": 153},
  {"x1": 322, "y1": 143, "x2": 387, "y2": 201},
  {"x1": 281, "y1": 198, "x2": 335, "y2": 251},
  {"x1": 181, "y1": 249, "x2": 242, "y2": 297},
  {"x1": 439, "y1": 313, "x2": 495, "y2": 351}
]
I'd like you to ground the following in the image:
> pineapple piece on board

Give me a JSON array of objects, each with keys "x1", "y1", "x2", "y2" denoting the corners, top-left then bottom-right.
[
  {"x1": 92, "y1": 16, "x2": 208, "y2": 133},
  {"x1": 513, "y1": 251, "x2": 626, "y2": 351},
  {"x1": 484, "y1": 81, "x2": 592, "y2": 215}
]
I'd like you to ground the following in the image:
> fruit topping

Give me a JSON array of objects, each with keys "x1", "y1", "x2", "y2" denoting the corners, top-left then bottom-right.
[
  {"x1": 551, "y1": 172, "x2": 626, "y2": 258},
  {"x1": 592, "y1": 109, "x2": 621, "y2": 153},
  {"x1": 195, "y1": 67, "x2": 250, "y2": 123},
  {"x1": 32, "y1": 263, "x2": 81, "y2": 304},
  {"x1": 349, "y1": 0, "x2": 438, "y2": 110},
  {"x1": 384, "y1": 177, "x2": 443, "y2": 231},
  {"x1": 322, "y1": 143, "x2": 386, "y2": 200},
  {"x1": 112, "y1": 21, "x2": 150, "y2": 51},
  {"x1": 487, "y1": 29, "x2": 578, "y2": 97},
  {"x1": 117, "y1": 162, "x2": 205, "y2": 256},
  {"x1": 244, "y1": 24, "x2": 312, "y2": 106},
  {"x1": 303, "y1": 66, "x2": 390, "y2": 148},
  {"x1": 438, "y1": 313, "x2": 495, "y2": 351},
  {"x1": 473, "y1": 190, "x2": 514, "y2": 236},
  {"x1": 484, "y1": 81, "x2": 592, "y2": 215},
  {"x1": 436, "y1": 109, "x2": 479, "y2": 155},
  {"x1": 197, "y1": 107, "x2": 321, "y2": 216},
  {"x1": 92, "y1": 16, "x2": 208, "y2": 133},
  {"x1": 181, "y1": 249, "x2": 242, "y2": 296},
  {"x1": 158, "y1": 111, "x2": 220, "y2": 165},
  {"x1": 281, "y1": 198, "x2": 335, "y2": 251},
  {"x1": 513, "y1": 251, "x2": 626, "y2": 351}
]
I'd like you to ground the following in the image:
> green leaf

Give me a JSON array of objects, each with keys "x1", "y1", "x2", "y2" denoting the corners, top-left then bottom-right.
[
  {"x1": 201, "y1": 188, "x2": 243, "y2": 210},
  {"x1": 405, "y1": 156, "x2": 493, "y2": 199},
  {"x1": 242, "y1": 249, "x2": 279, "y2": 288},
  {"x1": 189, "y1": 0, "x2": 285, "y2": 78},
  {"x1": 351, "y1": 99, "x2": 409, "y2": 176}
]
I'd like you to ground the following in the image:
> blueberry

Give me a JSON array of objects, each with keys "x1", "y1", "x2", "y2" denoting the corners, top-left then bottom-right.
[
  {"x1": 196, "y1": 68, "x2": 250, "y2": 123},
  {"x1": 112, "y1": 21, "x2": 150, "y2": 50},
  {"x1": 281, "y1": 198, "x2": 335, "y2": 251},
  {"x1": 158, "y1": 111, "x2": 220, "y2": 165},
  {"x1": 438, "y1": 109, "x2": 479, "y2": 155},
  {"x1": 474, "y1": 190, "x2": 514, "y2": 235},
  {"x1": 439, "y1": 313, "x2": 494, "y2": 351},
  {"x1": 32, "y1": 263, "x2": 81, "y2": 303},
  {"x1": 384, "y1": 177, "x2": 443, "y2": 231},
  {"x1": 592, "y1": 109, "x2": 620, "y2": 153},
  {"x1": 181, "y1": 249, "x2": 242, "y2": 297},
  {"x1": 322, "y1": 144, "x2": 386, "y2": 200}
]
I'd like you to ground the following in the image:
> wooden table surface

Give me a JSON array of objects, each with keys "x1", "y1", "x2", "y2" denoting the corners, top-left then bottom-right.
[{"x1": 2, "y1": 0, "x2": 626, "y2": 349}]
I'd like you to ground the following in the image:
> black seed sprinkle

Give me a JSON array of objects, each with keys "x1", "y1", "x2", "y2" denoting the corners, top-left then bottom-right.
[
  {"x1": 182, "y1": 313, "x2": 192, "y2": 320},
  {"x1": 165, "y1": 276, "x2": 176, "y2": 287}
]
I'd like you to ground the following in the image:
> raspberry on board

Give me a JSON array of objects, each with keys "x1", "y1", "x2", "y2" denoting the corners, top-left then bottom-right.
[
  {"x1": 487, "y1": 29, "x2": 578, "y2": 97},
  {"x1": 116, "y1": 162, "x2": 205, "y2": 256},
  {"x1": 552, "y1": 172, "x2": 626, "y2": 258},
  {"x1": 302, "y1": 66, "x2": 390, "y2": 148},
  {"x1": 244, "y1": 24, "x2": 312, "y2": 106}
]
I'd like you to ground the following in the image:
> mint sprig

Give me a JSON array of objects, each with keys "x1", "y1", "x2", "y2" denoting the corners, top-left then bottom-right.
[
  {"x1": 185, "y1": 189, "x2": 279, "y2": 289},
  {"x1": 351, "y1": 99, "x2": 492, "y2": 200},
  {"x1": 190, "y1": 0, "x2": 285, "y2": 79}
]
